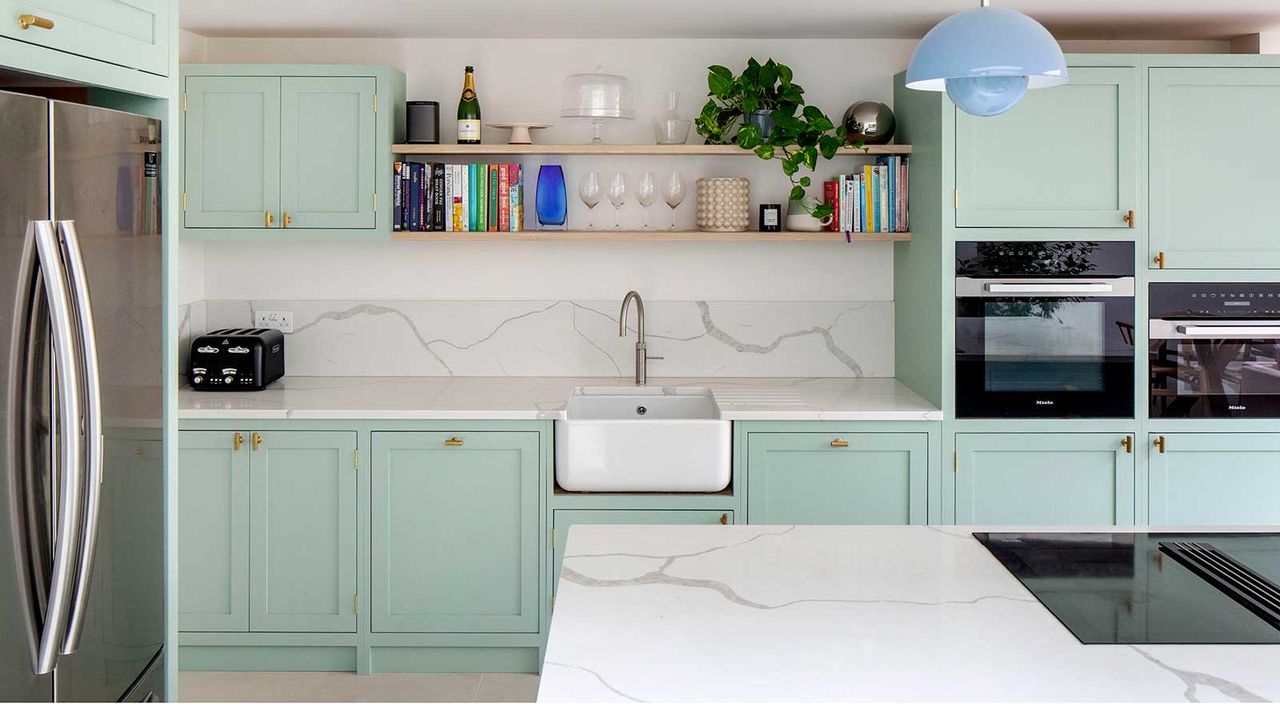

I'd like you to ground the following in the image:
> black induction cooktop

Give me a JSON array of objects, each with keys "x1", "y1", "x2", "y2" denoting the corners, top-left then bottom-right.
[{"x1": 975, "y1": 532, "x2": 1280, "y2": 644}]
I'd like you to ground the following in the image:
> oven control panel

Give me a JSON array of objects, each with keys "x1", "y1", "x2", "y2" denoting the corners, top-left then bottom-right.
[{"x1": 1150, "y1": 283, "x2": 1280, "y2": 319}]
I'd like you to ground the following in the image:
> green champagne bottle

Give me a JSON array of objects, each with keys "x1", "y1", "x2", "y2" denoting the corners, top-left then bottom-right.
[{"x1": 457, "y1": 65, "x2": 481, "y2": 144}]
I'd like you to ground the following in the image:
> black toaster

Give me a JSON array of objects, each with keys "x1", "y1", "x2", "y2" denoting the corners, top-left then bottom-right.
[{"x1": 188, "y1": 328, "x2": 285, "y2": 391}]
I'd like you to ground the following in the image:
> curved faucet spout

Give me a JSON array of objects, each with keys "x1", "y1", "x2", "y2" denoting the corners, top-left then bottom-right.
[{"x1": 619, "y1": 290, "x2": 644, "y2": 340}]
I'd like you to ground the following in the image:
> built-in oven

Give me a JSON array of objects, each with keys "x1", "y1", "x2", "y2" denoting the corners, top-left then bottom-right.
[
  {"x1": 1150, "y1": 283, "x2": 1280, "y2": 418},
  {"x1": 955, "y1": 241, "x2": 1135, "y2": 418}
]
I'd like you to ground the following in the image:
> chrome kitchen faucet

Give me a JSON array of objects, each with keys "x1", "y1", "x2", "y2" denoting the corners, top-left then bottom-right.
[{"x1": 619, "y1": 290, "x2": 662, "y2": 385}]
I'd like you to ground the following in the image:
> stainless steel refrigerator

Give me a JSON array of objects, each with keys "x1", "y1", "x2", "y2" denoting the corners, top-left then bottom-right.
[{"x1": 1, "y1": 90, "x2": 165, "y2": 702}]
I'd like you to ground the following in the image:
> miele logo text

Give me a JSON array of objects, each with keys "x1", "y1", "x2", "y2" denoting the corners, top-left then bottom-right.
[
  {"x1": 1035, "y1": 400, "x2": 1055, "y2": 405},
  {"x1": 1229, "y1": 405, "x2": 1247, "y2": 411}
]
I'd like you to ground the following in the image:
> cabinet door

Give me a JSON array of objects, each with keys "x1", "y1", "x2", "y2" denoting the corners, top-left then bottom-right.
[
  {"x1": 184, "y1": 76, "x2": 281, "y2": 229},
  {"x1": 955, "y1": 66, "x2": 1137, "y2": 228},
  {"x1": 1148, "y1": 434, "x2": 1280, "y2": 525},
  {"x1": 249, "y1": 431, "x2": 358, "y2": 632},
  {"x1": 0, "y1": 0, "x2": 170, "y2": 76},
  {"x1": 178, "y1": 431, "x2": 250, "y2": 632},
  {"x1": 1150, "y1": 68, "x2": 1280, "y2": 268},
  {"x1": 280, "y1": 76, "x2": 377, "y2": 229},
  {"x1": 551, "y1": 509, "x2": 732, "y2": 594},
  {"x1": 372, "y1": 431, "x2": 540, "y2": 633},
  {"x1": 956, "y1": 433, "x2": 1135, "y2": 525},
  {"x1": 746, "y1": 433, "x2": 928, "y2": 524}
]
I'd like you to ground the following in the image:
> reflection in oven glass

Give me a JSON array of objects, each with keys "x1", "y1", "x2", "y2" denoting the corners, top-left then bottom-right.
[{"x1": 1150, "y1": 338, "x2": 1280, "y2": 417}]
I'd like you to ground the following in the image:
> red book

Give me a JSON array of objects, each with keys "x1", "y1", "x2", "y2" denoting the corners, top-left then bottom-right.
[
  {"x1": 824, "y1": 180, "x2": 839, "y2": 232},
  {"x1": 498, "y1": 164, "x2": 510, "y2": 231},
  {"x1": 509, "y1": 163, "x2": 521, "y2": 231}
]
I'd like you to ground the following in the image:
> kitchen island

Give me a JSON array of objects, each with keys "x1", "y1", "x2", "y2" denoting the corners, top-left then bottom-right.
[{"x1": 539, "y1": 525, "x2": 1280, "y2": 702}]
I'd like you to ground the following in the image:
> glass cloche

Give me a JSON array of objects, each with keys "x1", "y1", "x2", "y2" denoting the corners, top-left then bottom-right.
[{"x1": 560, "y1": 66, "x2": 635, "y2": 144}]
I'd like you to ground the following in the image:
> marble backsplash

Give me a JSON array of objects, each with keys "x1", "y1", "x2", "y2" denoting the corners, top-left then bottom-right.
[{"x1": 179, "y1": 298, "x2": 894, "y2": 378}]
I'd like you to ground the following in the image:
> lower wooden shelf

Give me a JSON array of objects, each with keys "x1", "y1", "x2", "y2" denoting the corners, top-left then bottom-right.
[{"x1": 390, "y1": 230, "x2": 911, "y2": 242}]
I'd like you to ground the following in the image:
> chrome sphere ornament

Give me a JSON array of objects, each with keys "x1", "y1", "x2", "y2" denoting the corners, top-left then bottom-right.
[{"x1": 842, "y1": 101, "x2": 895, "y2": 145}]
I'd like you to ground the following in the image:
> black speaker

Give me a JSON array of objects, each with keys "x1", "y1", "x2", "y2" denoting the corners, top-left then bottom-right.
[{"x1": 406, "y1": 101, "x2": 440, "y2": 144}]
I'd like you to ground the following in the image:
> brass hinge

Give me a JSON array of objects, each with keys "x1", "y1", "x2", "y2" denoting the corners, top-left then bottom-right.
[
  {"x1": 353, "y1": 449, "x2": 359, "y2": 469},
  {"x1": 953, "y1": 188, "x2": 958, "y2": 209},
  {"x1": 952, "y1": 451, "x2": 957, "y2": 472},
  {"x1": 373, "y1": 93, "x2": 378, "y2": 112},
  {"x1": 353, "y1": 593, "x2": 358, "y2": 614},
  {"x1": 182, "y1": 192, "x2": 188, "y2": 211},
  {"x1": 182, "y1": 93, "x2": 188, "y2": 112}
]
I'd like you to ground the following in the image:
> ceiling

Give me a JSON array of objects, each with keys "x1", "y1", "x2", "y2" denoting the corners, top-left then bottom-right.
[{"x1": 179, "y1": 0, "x2": 1280, "y2": 40}]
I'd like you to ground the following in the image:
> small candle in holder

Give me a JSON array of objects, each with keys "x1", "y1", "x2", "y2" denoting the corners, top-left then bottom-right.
[{"x1": 759, "y1": 203, "x2": 782, "y2": 232}]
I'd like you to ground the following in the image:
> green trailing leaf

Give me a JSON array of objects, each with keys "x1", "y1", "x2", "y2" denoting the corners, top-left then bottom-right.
[
  {"x1": 798, "y1": 176, "x2": 811, "y2": 188},
  {"x1": 813, "y1": 203, "x2": 834, "y2": 220},
  {"x1": 754, "y1": 145, "x2": 775, "y2": 160},
  {"x1": 789, "y1": 186, "x2": 806, "y2": 202},
  {"x1": 736, "y1": 124, "x2": 762, "y2": 149}
]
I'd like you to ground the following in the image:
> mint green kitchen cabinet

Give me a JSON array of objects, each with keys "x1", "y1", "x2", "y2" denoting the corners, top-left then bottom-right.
[
  {"x1": 955, "y1": 433, "x2": 1135, "y2": 525},
  {"x1": 280, "y1": 77, "x2": 376, "y2": 229},
  {"x1": 372, "y1": 431, "x2": 540, "y2": 634},
  {"x1": 1148, "y1": 434, "x2": 1280, "y2": 524},
  {"x1": 183, "y1": 76, "x2": 281, "y2": 229},
  {"x1": 249, "y1": 431, "x2": 358, "y2": 633},
  {"x1": 178, "y1": 431, "x2": 250, "y2": 632},
  {"x1": 954, "y1": 66, "x2": 1137, "y2": 228},
  {"x1": 0, "y1": 0, "x2": 171, "y2": 76},
  {"x1": 1149, "y1": 68, "x2": 1280, "y2": 268},
  {"x1": 551, "y1": 509, "x2": 733, "y2": 594},
  {"x1": 746, "y1": 432, "x2": 928, "y2": 524}
]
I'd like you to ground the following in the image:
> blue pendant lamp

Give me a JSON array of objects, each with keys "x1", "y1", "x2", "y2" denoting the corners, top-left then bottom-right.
[{"x1": 905, "y1": 0, "x2": 1067, "y2": 117}]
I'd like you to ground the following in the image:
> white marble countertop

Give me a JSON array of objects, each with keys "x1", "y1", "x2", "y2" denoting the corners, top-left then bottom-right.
[
  {"x1": 178, "y1": 376, "x2": 942, "y2": 422},
  {"x1": 539, "y1": 525, "x2": 1280, "y2": 703}
]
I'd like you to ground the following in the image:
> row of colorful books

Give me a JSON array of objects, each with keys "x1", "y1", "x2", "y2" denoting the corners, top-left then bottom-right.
[
  {"x1": 393, "y1": 161, "x2": 525, "y2": 232},
  {"x1": 823, "y1": 155, "x2": 909, "y2": 234}
]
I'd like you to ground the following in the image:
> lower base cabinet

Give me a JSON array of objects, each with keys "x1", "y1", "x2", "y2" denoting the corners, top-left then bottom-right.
[
  {"x1": 551, "y1": 509, "x2": 733, "y2": 593},
  {"x1": 746, "y1": 432, "x2": 928, "y2": 524},
  {"x1": 955, "y1": 433, "x2": 1135, "y2": 525},
  {"x1": 1148, "y1": 433, "x2": 1280, "y2": 525},
  {"x1": 371, "y1": 431, "x2": 540, "y2": 633}
]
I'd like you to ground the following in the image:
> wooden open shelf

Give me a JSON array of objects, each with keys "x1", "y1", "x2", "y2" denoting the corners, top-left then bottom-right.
[
  {"x1": 391, "y1": 230, "x2": 910, "y2": 242},
  {"x1": 392, "y1": 143, "x2": 911, "y2": 156}
]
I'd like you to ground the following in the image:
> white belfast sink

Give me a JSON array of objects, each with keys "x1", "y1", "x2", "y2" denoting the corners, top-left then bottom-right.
[{"x1": 555, "y1": 386, "x2": 732, "y2": 492}]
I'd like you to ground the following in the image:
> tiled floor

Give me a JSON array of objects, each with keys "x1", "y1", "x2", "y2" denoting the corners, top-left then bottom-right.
[{"x1": 179, "y1": 671, "x2": 540, "y2": 703}]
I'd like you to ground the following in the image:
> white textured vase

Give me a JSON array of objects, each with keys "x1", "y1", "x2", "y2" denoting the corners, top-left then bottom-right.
[{"x1": 695, "y1": 177, "x2": 750, "y2": 232}]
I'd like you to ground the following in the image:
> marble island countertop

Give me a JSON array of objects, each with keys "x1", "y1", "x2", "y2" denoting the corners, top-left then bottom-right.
[
  {"x1": 178, "y1": 376, "x2": 942, "y2": 421},
  {"x1": 539, "y1": 525, "x2": 1280, "y2": 703}
]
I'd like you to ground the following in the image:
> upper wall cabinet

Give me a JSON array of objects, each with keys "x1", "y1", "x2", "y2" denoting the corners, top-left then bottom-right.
[
  {"x1": 1149, "y1": 68, "x2": 1280, "y2": 269},
  {"x1": 0, "y1": 0, "x2": 170, "y2": 76},
  {"x1": 954, "y1": 66, "x2": 1137, "y2": 229},
  {"x1": 181, "y1": 65, "x2": 405, "y2": 240}
]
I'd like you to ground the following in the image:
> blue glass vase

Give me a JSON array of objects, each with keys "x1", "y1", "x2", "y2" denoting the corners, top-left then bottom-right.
[{"x1": 535, "y1": 164, "x2": 567, "y2": 229}]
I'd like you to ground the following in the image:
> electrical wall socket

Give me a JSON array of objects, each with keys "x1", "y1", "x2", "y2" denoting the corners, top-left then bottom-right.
[{"x1": 254, "y1": 310, "x2": 294, "y2": 333}]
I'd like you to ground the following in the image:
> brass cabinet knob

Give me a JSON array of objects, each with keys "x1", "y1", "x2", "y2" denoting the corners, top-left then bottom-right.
[
  {"x1": 283, "y1": 212, "x2": 293, "y2": 228},
  {"x1": 18, "y1": 14, "x2": 54, "y2": 30},
  {"x1": 265, "y1": 210, "x2": 274, "y2": 227},
  {"x1": 830, "y1": 438, "x2": 849, "y2": 448},
  {"x1": 252, "y1": 432, "x2": 263, "y2": 451},
  {"x1": 1153, "y1": 251, "x2": 1165, "y2": 269},
  {"x1": 232, "y1": 432, "x2": 244, "y2": 451},
  {"x1": 1153, "y1": 435, "x2": 1166, "y2": 454},
  {"x1": 1121, "y1": 436, "x2": 1133, "y2": 454},
  {"x1": 1123, "y1": 209, "x2": 1136, "y2": 228},
  {"x1": 719, "y1": 513, "x2": 728, "y2": 525},
  {"x1": 444, "y1": 437, "x2": 464, "y2": 447}
]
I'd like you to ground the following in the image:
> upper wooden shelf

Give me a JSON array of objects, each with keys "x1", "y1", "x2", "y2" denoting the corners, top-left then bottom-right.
[
  {"x1": 392, "y1": 230, "x2": 910, "y2": 243},
  {"x1": 392, "y1": 143, "x2": 912, "y2": 156}
]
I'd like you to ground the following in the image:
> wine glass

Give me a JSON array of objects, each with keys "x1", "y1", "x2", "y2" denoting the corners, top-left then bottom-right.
[
  {"x1": 663, "y1": 172, "x2": 686, "y2": 231},
  {"x1": 607, "y1": 172, "x2": 627, "y2": 231},
  {"x1": 637, "y1": 172, "x2": 658, "y2": 230},
  {"x1": 578, "y1": 171, "x2": 602, "y2": 231}
]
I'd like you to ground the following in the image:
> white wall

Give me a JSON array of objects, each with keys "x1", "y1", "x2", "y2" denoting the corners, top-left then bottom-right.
[{"x1": 179, "y1": 34, "x2": 1225, "y2": 377}]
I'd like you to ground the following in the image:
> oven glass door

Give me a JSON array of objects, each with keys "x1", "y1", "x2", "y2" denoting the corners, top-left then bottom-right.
[
  {"x1": 1150, "y1": 326, "x2": 1280, "y2": 418},
  {"x1": 957, "y1": 294, "x2": 1135, "y2": 417}
]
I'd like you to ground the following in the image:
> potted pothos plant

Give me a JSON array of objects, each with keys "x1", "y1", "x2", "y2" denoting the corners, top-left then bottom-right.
[{"x1": 695, "y1": 58, "x2": 861, "y2": 219}]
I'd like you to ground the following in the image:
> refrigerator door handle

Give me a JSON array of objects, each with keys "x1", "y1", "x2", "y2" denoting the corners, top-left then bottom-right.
[
  {"x1": 29, "y1": 220, "x2": 85, "y2": 675},
  {"x1": 56, "y1": 220, "x2": 104, "y2": 655}
]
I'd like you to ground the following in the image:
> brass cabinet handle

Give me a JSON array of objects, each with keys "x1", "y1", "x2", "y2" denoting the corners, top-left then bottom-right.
[
  {"x1": 830, "y1": 438, "x2": 849, "y2": 448},
  {"x1": 1121, "y1": 436, "x2": 1133, "y2": 454},
  {"x1": 1153, "y1": 435, "x2": 1166, "y2": 454},
  {"x1": 265, "y1": 211, "x2": 274, "y2": 227},
  {"x1": 1123, "y1": 209, "x2": 1136, "y2": 228},
  {"x1": 283, "y1": 212, "x2": 293, "y2": 228},
  {"x1": 719, "y1": 513, "x2": 728, "y2": 525},
  {"x1": 1153, "y1": 251, "x2": 1165, "y2": 269},
  {"x1": 444, "y1": 437, "x2": 464, "y2": 447},
  {"x1": 232, "y1": 432, "x2": 244, "y2": 451},
  {"x1": 251, "y1": 432, "x2": 262, "y2": 451},
  {"x1": 18, "y1": 14, "x2": 54, "y2": 30}
]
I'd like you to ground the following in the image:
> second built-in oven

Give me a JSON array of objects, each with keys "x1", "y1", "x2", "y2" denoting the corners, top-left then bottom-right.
[
  {"x1": 1150, "y1": 283, "x2": 1280, "y2": 418},
  {"x1": 955, "y1": 241, "x2": 1136, "y2": 418}
]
